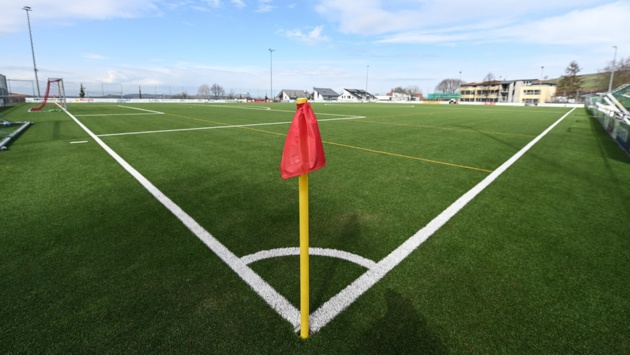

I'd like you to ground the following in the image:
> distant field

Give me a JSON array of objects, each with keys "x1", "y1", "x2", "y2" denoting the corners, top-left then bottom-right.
[{"x1": 1, "y1": 102, "x2": 629, "y2": 353}]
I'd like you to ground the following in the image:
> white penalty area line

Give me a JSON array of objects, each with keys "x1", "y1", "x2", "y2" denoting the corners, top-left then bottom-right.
[
  {"x1": 308, "y1": 107, "x2": 577, "y2": 332},
  {"x1": 96, "y1": 116, "x2": 365, "y2": 137},
  {"x1": 61, "y1": 106, "x2": 302, "y2": 329}
]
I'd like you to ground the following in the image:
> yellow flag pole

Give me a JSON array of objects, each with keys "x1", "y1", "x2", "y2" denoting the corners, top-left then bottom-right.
[{"x1": 299, "y1": 173, "x2": 310, "y2": 339}]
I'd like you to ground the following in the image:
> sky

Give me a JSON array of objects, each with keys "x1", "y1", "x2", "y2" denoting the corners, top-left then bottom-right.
[{"x1": 0, "y1": 0, "x2": 627, "y2": 97}]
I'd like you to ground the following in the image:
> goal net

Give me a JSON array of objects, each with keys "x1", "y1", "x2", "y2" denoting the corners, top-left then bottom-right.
[{"x1": 29, "y1": 78, "x2": 66, "y2": 112}]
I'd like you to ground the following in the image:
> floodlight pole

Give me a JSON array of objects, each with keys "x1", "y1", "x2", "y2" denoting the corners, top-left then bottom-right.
[
  {"x1": 23, "y1": 6, "x2": 41, "y2": 98},
  {"x1": 269, "y1": 48, "x2": 275, "y2": 102},
  {"x1": 540, "y1": 66, "x2": 544, "y2": 80},
  {"x1": 608, "y1": 46, "x2": 618, "y2": 93},
  {"x1": 365, "y1": 65, "x2": 369, "y2": 94}
]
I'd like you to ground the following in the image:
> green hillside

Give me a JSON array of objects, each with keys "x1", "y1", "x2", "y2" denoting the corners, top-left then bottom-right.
[{"x1": 548, "y1": 72, "x2": 609, "y2": 92}]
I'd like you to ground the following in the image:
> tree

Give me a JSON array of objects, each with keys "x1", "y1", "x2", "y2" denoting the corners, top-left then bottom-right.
[
  {"x1": 210, "y1": 83, "x2": 225, "y2": 99},
  {"x1": 405, "y1": 85, "x2": 421, "y2": 96},
  {"x1": 197, "y1": 84, "x2": 210, "y2": 99},
  {"x1": 434, "y1": 78, "x2": 462, "y2": 94},
  {"x1": 599, "y1": 56, "x2": 630, "y2": 91},
  {"x1": 558, "y1": 60, "x2": 583, "y2": 100},
  {"x1": 79, "y1": 84, "x2": 86, "y2": 98},
  {"x1": 483, "y1": 72, "x2": 496, "y2": 82},
  {"x1": 172, "y1": 91, "x2": 189, "y2": 99}
]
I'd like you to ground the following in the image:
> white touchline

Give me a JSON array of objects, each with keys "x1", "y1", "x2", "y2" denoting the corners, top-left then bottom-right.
[
  {"x1": 308, "y1": 107, "x2": 577, "y2": 332},
  {"x1": 96, "y1": 116, "x2": 365, "y2": 137},
  {"x1": 61, "y1": 106, "x2": 301, "y2": 329}
]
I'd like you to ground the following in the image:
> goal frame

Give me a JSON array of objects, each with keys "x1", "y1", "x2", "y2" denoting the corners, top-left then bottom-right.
[{"x1": 29, "y1": 78, "x2": 66, "y2": 112}]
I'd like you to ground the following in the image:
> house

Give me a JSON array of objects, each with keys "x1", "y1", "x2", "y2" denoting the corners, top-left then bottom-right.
[
  {"x1": 459, "y1": 79, "x2": 557, "y2": 105},
  {"x1": 338, "y1": 88, "x2": 376, "y2": 102},
  {"x1": 276, "y1": 89, "x2": 310, "y2": 102},
  {"x1": 312, "y1": 87, "x2": 340, "y2": 101}
]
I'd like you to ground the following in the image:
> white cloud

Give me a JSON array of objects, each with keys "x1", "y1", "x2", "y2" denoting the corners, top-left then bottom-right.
[
  {"x1": 256, "y1": 0, "x2": 275, "y2": 13},
  {"x1": 314, "y1": 0, "x2": 612, "y2": 36},
  {"x1": 202, "y1": 0, "x2": 222, "y2": 7},
  {"x1": 82, "y1": 53, "x2": 108, "y2": 60},
  {"x1": 370, "y1": 1, "x2": 630, "y2": 46},
  {"x1": 231, "y1": 0, "x2": 247, "y2": 8},
  {"x1": 0, "y1": 0, "x2": 161, "y2": 35},
  {"x1": 278, "y1": 25, "x2": 330, "y2": 45}
]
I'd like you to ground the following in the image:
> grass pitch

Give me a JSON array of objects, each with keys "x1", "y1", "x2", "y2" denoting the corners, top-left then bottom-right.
[{"x1": 1, "y1": 102, "x2": 629, "y2": 353}]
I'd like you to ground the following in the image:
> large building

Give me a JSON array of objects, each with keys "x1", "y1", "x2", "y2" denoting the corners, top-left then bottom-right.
[{"x1": 460, "y1": 79, "x2": 557, "y2": 105}]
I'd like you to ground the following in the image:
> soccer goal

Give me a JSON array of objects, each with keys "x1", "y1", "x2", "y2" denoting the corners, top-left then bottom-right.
[{"x1": 29, "y1": 78, "x2": 66, "y2": 112}]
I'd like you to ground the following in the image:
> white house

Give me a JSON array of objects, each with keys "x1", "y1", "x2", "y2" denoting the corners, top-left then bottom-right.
[
  {"x1": 276, "y1": 89, "x2": 310, "y2": 102},
  {"x1": 338, "y1": 88, "x2": 376, "y2": 102},
  {"x1": 312, "y1": 87, "x2": 340, "y2": 101}
]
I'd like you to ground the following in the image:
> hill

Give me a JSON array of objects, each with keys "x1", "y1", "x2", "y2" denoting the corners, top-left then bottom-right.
[{"x1": 547, "y1": 72, "x2": 609, "y2": 92}]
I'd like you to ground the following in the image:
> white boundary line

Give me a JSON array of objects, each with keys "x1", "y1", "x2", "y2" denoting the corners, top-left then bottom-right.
[
  {"x1": 308, "y1": 107, "x2": 577, "y2": 332},
  {"x1": 241, "y1": 247, "x2": 377, "y2": 269},
  {"x1": 96, "y1": 116, "x2": 365, "y2": 137},
  {"x1": 117, "y1": 105, "x2": 165, "y2": 114},
  {"x1": 61, "y1": 106, "x2": 301, "y2": 329},
  {"x1": 63, "y1": 101, "x2": 576, "y2": 336}
]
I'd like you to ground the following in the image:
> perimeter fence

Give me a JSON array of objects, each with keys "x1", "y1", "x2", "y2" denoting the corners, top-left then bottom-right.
[{"x1": 5, "y1": 79, "x2": 271, "y2": 101}]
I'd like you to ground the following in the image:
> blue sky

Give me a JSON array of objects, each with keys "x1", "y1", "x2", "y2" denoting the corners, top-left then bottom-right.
[{"x1": 0, "y1": 0, "x2": 627, "y2": 97}]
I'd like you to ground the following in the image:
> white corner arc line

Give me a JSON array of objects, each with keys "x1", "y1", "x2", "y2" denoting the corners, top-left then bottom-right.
[
  {"x1": 308, "y1": 107, "x2": 577, "y2": 333},
  {"x1": 61, "y1": 107, "x2": 301, "y2": 328},
  {"x1": 241, "y1": 247, "x2": 377, "y2": 269}
]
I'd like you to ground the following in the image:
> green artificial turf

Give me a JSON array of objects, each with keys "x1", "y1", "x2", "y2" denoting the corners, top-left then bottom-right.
[{"x1": 1, "y1": 102, "x2": 629, "y2": 353}]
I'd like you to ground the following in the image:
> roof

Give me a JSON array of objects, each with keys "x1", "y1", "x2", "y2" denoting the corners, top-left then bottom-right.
[
  {"x1": 313, "y1": 87, "x2": 339, "y2": 97},
  {"x1": 278, "y1": 89, "x2": 310, "y2": 99},
  {"x1": 343, "y1": 88, "x2": 375, "y2": 97}
]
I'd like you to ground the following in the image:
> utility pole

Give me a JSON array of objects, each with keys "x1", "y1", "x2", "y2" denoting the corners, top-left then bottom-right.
[{"x1": 608, "y1": 46, "x2": 618, "y2": 93}]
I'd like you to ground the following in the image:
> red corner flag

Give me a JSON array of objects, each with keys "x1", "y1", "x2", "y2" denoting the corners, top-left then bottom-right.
[{"x1": 280, "y1": 100, "x2": 326, "y2": 179}]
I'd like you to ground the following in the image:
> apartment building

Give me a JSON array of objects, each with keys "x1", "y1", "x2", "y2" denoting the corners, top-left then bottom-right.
[{"x1": 460, "y1": 79, "x2": 557, "y2": 104}]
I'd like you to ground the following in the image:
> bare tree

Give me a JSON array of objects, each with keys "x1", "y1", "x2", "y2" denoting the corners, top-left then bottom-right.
[
  {"x1": 599, "y1": 56, "x2": 630, "y2": 91},
  {"x1": 197, "y1": 84, "x2": 210, "y2": 99},
  {"x1": 210, "y1": 83, "x2": 225, "y2": 99},
  {"x1": 172, "y1": 91, "x2": 189, "y2": 99},
  {"x1": 434, "y1": 78, "x2": 462, "y2": 94},
  {"x1": 483, "y1": 72, "x2": 496, "y2": 82},
  {"x1": 405, "y1": 85, "x2": 421, "y2": 96}
]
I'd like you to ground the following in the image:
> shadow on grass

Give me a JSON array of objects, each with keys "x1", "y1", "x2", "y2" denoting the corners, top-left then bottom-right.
[
  {"x1": 311, "y1": 213, "x2": 362, "y2": 309},
  {"x1": 356, "y1": 289, "x2": 447, "y2": 354}
]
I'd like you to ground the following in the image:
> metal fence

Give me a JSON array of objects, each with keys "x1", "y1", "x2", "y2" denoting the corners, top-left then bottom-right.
[{"x1": 6, "y1": 79, "x2": 271, "y2": 100}]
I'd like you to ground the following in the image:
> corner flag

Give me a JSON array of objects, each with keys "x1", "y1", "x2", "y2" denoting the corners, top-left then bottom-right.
[
  {"x1": 280, "y1": 98, "x2": 326, "y2": 339},
  {"x1": 280, "y1": 99, "x2": 326, "y2": 179}
]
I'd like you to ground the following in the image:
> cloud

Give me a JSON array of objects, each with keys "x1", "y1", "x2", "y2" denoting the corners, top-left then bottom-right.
[
  {"x1": 82, "y1": 53, "x2": 108, "y2": 60},
  {"x1": 278, "y1": 25, "x2": 330, "y2": 45},
  {"x1": 256, "y1": 0, "x2": 275, "y2": 13},
  {"x1": 314, "y1": 0, "x2": 613, "y2": 37},
  {"x1": 369, "y1": 1, "x2": 630, "y2": 46},
  {"x1": 0, "y1": 0, "x2": 161, "y2": 36},
  {"x1": 231, "y1": 0, "x2": 247, "y2": 8}
]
